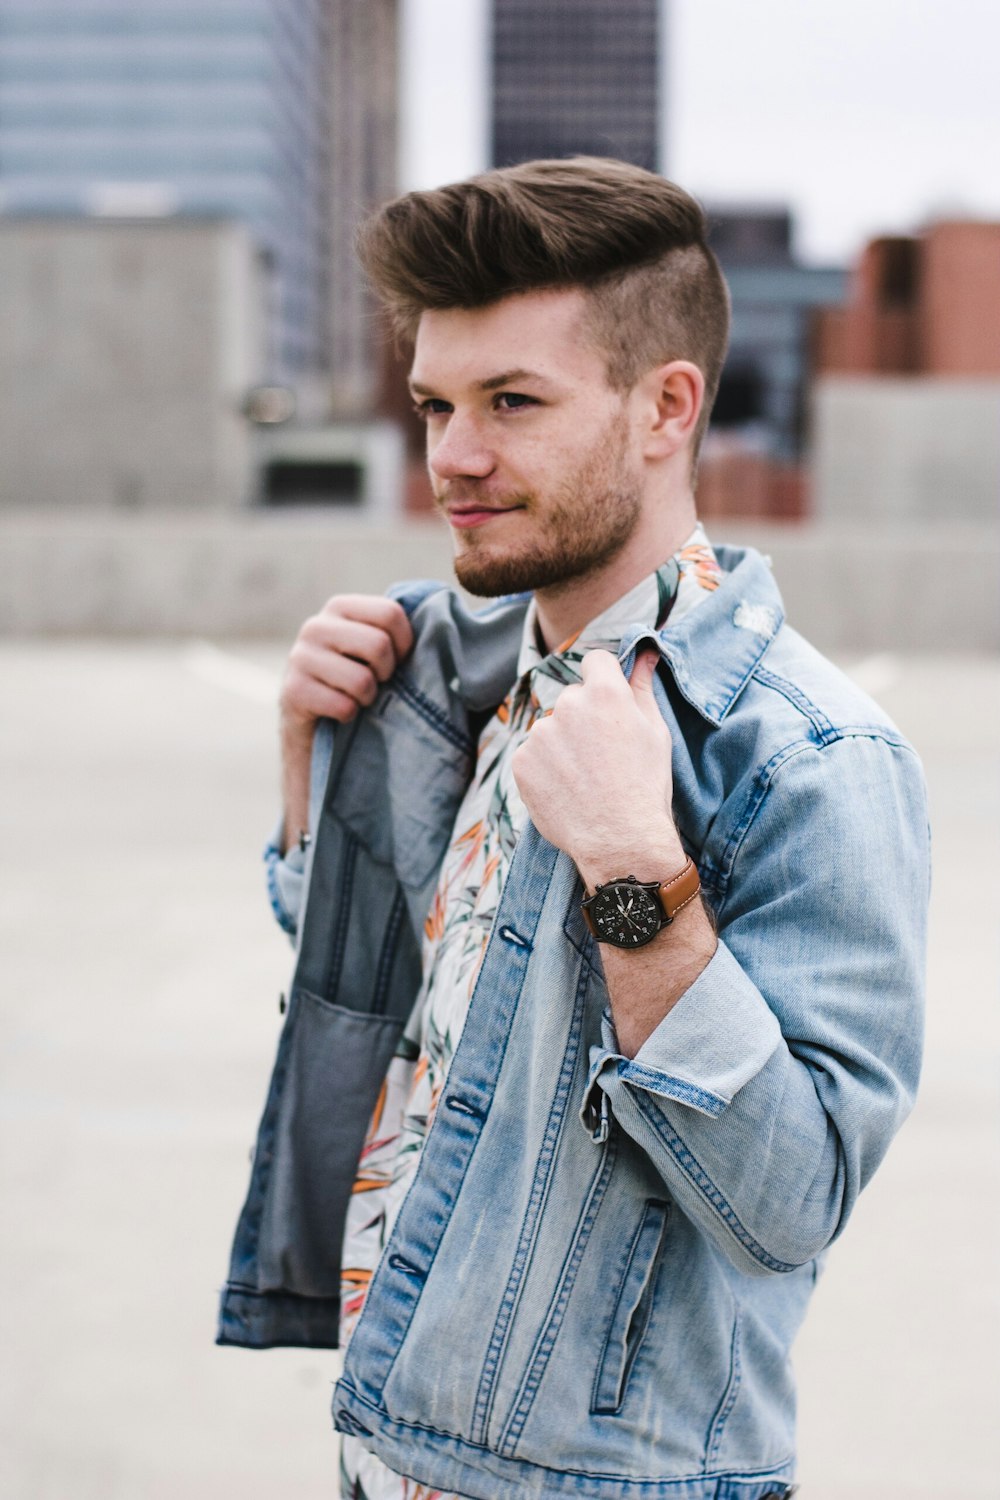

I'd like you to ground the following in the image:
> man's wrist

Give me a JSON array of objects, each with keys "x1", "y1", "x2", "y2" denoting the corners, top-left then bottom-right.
[{"x1": 576, "y1": 828, "x2": 687, "y2": 895}]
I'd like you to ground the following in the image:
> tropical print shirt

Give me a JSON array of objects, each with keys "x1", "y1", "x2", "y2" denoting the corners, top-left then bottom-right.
[{"x1": 339, "y1": 525, "x2": 722, "y2": 1500}]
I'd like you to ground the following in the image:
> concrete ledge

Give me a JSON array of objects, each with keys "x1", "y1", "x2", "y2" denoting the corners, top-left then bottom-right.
[{"x1": 1, "y1": 510, "x2": 997, "y2": 651}]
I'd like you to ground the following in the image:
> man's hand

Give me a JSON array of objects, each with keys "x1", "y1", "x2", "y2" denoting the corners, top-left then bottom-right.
[
  {"x1": 512, "y1": 647, "x2": 716, "y2": 1056},
  {"x1": 511, "y1": 647, "x2": 683, "y2": 886},
  {"x1": 279, "y1": 595, "x2": 414, "y2": 853}
]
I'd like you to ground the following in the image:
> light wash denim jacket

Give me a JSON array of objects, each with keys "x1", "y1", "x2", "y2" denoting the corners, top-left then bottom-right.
[{"x1": 218, "y1": 546, "x2": 929, "y2": 1500}]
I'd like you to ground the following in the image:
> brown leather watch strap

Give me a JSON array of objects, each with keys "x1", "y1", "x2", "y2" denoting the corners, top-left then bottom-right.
[{"x1": 657, "y1": 856, "x2": 701, "y2": 920}]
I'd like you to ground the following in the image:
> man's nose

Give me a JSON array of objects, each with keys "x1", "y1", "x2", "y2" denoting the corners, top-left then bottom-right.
[{"x1": 428, "y1": 412, "x2": 496, "y2": 482}]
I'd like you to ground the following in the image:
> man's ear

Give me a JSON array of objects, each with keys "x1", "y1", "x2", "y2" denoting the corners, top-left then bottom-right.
[{"x1": 638, "y1": 360, "x2": 704, "y2": 461}]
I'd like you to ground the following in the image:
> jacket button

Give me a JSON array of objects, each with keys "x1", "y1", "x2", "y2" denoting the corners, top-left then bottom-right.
[{"x1": 278, "y1": 992, "x2": 286, "y2": 1014}]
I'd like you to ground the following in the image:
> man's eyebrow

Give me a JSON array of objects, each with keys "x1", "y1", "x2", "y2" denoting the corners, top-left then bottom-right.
[
  {"x1": 478, "y1": 368, "x2": 554, "y2": 392},
  {"x1": 408, "y1": 368, "x2": 556, "y2": 396}
]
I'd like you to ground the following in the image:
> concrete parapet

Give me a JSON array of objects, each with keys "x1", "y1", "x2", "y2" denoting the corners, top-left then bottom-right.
[
  {"x1": 0, "y1": 218, "x2": 264, "y2": 512},
  {"x1": 2, "y1": 512, "x2": 996, "y2": 652},
  {"x1": 813, "y1": 377, "x2": 1000, "y2": 524}
]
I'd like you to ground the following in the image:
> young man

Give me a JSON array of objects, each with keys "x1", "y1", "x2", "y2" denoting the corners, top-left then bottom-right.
[{"x1": 219, "y1": 159, "x2": 929, "y2": 1500}]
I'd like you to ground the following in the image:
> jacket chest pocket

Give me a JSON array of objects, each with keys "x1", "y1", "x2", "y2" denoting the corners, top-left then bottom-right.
[{"x1": 591, "y1": 1198, "x2": 670, "y2": 1415}]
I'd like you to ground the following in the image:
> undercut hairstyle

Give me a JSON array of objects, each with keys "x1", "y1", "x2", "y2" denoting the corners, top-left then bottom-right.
[{"x1": 357, "y1": 156, "x2": 731, "y2": 454}]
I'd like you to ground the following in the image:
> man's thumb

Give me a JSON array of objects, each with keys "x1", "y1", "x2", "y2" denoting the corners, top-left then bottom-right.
[{"x1": 629, "y1": 647, "x2": 662, "y2": 721}]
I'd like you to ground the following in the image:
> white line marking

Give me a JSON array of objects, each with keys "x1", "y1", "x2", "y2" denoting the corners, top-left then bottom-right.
[
  {"x1": 182, "y1": 641, "x2": 280, "y2": 705},
  {"x1": 844, "y1": 652, "x2": 899, "y2": 700}
]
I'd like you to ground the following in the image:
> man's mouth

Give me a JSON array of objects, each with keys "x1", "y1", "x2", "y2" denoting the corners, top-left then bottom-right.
[{"x1": 444, "y1": 503, "x2": 523, "y2": 529}]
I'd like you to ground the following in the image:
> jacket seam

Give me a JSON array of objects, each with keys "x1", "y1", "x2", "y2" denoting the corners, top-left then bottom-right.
[
  {"x1": 617, "y1": 1061, "x2": 728, "y2": 1116},
  {"x1": 498, "y1": 1133, "x2": 619, "y2": 1456},
  {"x1": 752, "y1": 665, "x2": 837, "y2": 742},
  {"x1": 393, "y1": 672, "x2": 474, "y2": 755},
  {"x1": 323, "y1": 829, "x2": 359, "y2": 1002},
  {"x1": 337, "y1": 1381, "x2": 793, "y2": 1485},
  {"x1": 716, "y1": 726, "x2": 921, "y2": 912},
  {"x1": 471, "y1": 946, "x2": 592, "y2": 1445},
  {"x1": 713, "y1": 738, "x2": 818, "y2": 902},
  {"x1": 629, "y1": 1090, "x2": 798, "y2": 1273},
  {"x1": 704, "y1": 1306, "x2": 742, "y2": 1468},
  {"x1": 372, "y1": 887, "x2": 408, "y2": 1015}
]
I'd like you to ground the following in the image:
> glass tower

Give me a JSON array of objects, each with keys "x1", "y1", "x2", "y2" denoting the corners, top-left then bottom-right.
[
  {"x1": 492, "y1": 0, "x2": 661, "y2": 171},
  {"x1": 0, "y1": 0, "x2": 332, "y2": 376}
]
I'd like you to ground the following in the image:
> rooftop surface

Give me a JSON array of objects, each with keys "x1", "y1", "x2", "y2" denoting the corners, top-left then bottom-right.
[{"x1": 1, "y1": 642, "x2": 996, "y2": 1500}]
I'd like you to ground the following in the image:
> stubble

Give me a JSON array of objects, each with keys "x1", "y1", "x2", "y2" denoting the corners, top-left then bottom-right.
[{"x1": 447, "y1": 410, "x2": 643, "y2": 599}]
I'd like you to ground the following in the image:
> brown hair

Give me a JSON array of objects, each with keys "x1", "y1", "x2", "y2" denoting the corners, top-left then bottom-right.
[{"x1": 357, "y1": 156, "x2": 730, "y2": 452}]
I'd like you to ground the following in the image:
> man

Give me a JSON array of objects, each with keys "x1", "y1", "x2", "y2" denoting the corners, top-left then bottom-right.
[{"x1": 219, "y1": 159, "x2": 929, "y2": 1500}]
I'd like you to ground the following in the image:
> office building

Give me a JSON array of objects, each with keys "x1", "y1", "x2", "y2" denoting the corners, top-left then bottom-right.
[
  {"x1": 491, "y1": 0, "x2": 661, "y2": 170},
  {"x1": 0, "y1": 0, "x2": 333, "y2": 378}
]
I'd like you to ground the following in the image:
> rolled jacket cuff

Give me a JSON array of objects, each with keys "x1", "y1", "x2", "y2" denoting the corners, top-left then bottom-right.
[
  {"x1": 264, "y1": 818, "x2": 305, "y2": 939},
  {"x1": 581, "y1": 940, "x2": 783, "y2": 1127}
]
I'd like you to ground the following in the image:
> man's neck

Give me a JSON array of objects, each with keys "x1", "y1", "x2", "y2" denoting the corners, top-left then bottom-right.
[{"x1": 532, "y1": 496, "x2": 698, "y2": 653}]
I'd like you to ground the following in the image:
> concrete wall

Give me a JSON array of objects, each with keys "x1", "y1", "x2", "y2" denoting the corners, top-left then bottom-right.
[
  {"x1": 1, "y1": 512, "x2": 996, "y2": 651},
  {"x1": 812, "y1": 377, "x2": 1000, "y2": 524},
  {"x1": 0, "y1": 219, "x2": 265, "y2": 512}
]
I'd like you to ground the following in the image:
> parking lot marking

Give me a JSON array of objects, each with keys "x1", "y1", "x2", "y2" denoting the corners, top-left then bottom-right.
[{"x1": 182, "y1": 640, "x2": 279, "y2": 705}]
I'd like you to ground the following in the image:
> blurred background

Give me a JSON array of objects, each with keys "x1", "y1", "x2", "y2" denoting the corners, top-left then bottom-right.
[{"x1": 0, "y1": 2, "x2": 997, "y2": 1497}]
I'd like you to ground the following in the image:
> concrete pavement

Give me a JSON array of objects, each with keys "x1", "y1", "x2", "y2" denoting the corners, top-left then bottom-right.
[{"x1": 0, "y1": 642, "x2": 996, "y2": 1499}]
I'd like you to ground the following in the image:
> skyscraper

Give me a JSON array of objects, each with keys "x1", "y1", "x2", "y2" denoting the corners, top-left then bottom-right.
[
  {"x1": 0, "y1": 0, "x2": 333, "y2": 378},
  {"x1": 492, "y1": 0, "x2": 661, "y2": 171}
]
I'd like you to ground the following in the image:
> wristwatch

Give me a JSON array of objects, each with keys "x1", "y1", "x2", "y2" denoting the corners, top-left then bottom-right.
[{"x1": 581, "y1": 858, "x2": 700, "y2": 948}]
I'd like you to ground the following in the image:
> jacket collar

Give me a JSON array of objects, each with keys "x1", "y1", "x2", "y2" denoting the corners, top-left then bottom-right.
[
  {"x1": 399, "y1": 545, "x2": 784, "y2": 726},
  {"x1": 619, "y1": 545, "x2": 784, "y2": 727}
]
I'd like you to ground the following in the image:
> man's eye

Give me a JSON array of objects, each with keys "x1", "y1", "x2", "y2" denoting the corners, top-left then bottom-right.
[
  {"x1": 412, "y1": 399, "x2": 451, "y2": 421},
  {"x1": 495, "y1": 392, "x2": 536, "y2": 411}
]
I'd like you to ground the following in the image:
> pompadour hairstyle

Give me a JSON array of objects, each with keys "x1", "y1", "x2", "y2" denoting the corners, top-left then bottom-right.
[{"x1": 357, "y1": 156, "x2": 731, "y2": 452}]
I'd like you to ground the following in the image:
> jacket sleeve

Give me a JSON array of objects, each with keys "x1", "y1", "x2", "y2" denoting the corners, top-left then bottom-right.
[
  {"x1": 264, "y1": 823, "x2": 305, "y2": 942},
  {"x1": 580, "y1": 731, "x2": 930, "y2": 1277},
  {"x1": 262, "y1": 718, "x2": 337, "y2": 944}
]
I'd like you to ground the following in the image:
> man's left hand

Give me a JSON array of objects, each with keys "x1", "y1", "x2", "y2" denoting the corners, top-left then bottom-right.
[{"x1": 511, "y1": 647, "x2": 684, "y2": 885}]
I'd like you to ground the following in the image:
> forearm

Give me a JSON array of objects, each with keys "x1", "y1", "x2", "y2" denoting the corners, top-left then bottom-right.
[
  {"x1": 581, "y1": 736, "x2": 929, "y2": 1276},
  {"x1": 279, "y1": 721, "x2": 313, "y2": 855},
  {"x1": 578, "y1": 846, "x2": 717, "y2": 1058},
  {"x1": 585, "y1": 936, "x2": 919, "y2": 1274}
]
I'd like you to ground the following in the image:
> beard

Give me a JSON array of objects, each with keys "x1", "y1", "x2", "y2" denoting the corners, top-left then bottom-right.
[{"x1": 439, "y1": 410, "x2": 643, "y2": 599}]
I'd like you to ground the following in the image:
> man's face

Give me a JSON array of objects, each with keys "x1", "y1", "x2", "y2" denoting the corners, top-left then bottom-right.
[{"x1": 409, "y1": 289, "x2": 645, "y2": 598}]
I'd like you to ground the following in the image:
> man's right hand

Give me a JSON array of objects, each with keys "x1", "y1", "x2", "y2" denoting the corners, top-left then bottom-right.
[{"x1": 278, "y1": 594, "x2": 414, "y2": 853}]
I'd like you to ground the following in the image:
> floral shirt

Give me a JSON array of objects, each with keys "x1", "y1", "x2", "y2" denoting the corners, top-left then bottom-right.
[{"x1": 339, "y1": 526, "x2": 722, "y2": 1500}]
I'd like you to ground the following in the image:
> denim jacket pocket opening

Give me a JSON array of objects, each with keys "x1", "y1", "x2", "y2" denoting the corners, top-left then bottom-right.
[{"x1": 591, "y1": 1198, "x2": 670, "y2": 1415}]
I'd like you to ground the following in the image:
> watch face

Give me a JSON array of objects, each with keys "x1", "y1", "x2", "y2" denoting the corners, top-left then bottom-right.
[{"x1": 590, "y1": 881, "x2": 662, "y2": 948}]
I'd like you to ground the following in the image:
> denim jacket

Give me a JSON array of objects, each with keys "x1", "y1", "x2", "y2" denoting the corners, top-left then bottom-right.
[{"x1": 218, "y1": 546, "x2": 929, "y2": 1500}]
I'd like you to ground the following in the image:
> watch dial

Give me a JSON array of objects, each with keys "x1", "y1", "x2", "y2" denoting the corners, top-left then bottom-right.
[{"x1": 592, "y1": 884, "x2": 661, "y2": 947}]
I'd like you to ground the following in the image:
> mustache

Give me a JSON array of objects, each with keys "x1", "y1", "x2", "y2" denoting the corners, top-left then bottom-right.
[{"x1": 435, "y1": 482, "x2": 530, "y2": 509}]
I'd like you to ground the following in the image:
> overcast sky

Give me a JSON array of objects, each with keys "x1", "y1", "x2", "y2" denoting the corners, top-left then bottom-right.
[{"x1": 400, "y1": 0, "x2": 1000, "y2": 265}]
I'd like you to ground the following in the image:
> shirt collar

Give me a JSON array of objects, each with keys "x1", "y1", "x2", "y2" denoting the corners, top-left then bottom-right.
[{"x1": 515, "y1": 522, "x2": 719, "y2": 680}]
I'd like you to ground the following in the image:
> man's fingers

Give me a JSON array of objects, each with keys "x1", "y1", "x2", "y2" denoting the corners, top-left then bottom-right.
[
  {"x1": 308, "y1": 615, "x2": 399, "y2": 681},
  {"x1": 577, "y1": 646, "x2": 662, "y2": 714},
  {"x1": 282, "y1": 667, "x2": 366, "y2": 726},
  {"x1": 578, "y1": 649, "x2": 621, "y2": 684},
  {"x1": 325, "y1": 595, "x2": 414, "y2": 662},
  {"x1": 629, "y1": 648, "x2": 664, "y2": 724},
  {"x1": 294, "y1": 642, "x2": 379, "y2": 707}
]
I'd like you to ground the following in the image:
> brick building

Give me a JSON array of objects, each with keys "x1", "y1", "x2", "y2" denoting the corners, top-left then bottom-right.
[
  {"x1": 813, "y1": 221, "x2": 1000, "y2": 377},
  {"x1": 811, "y1": 220, "x2": 1000, "y2": 523}
]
